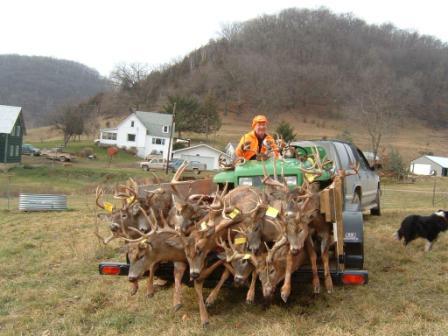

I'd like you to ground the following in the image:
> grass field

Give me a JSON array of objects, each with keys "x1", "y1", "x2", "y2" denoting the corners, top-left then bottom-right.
[{"x1": 1, "y1": 174, "x2": 448, "y2": 335}]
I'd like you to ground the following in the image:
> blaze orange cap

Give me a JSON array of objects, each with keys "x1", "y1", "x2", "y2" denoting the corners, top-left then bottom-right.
[{"x1": 252, "y1": 115, "x2": 268, "y2": 128}]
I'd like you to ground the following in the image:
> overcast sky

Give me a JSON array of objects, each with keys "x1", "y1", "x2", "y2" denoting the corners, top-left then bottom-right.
[{"x1": 1, "y1": 0, "x2": 447, "y2": 77}]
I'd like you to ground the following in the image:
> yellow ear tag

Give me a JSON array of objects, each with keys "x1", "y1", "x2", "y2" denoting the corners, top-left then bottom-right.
[
  {"x1": 229, "y1": 208, "x2": 240, "y2": 219},
  {"x1": 126, "y1": 196, "x2": 135, "y2": 204},
  {"x1": 234, "y1": 237, "x2": 246, "y2": 245},
  {"x1": 104, "y1": 202, "x2": 114, "y2": 213},
  {"x1": 242, "y1": 254, "x2": 251, "y2": 260},
  {"x1": 200, "y1": 221, "x2": 208, "y2": 231},
  {"x1": 265, "y1": 206, "x2": 279, "y2": 218}
]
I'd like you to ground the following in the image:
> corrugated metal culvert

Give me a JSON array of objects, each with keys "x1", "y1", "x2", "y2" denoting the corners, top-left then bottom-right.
[{"x1": 19, "y1": 194, "x2": 67, "y2": 211}]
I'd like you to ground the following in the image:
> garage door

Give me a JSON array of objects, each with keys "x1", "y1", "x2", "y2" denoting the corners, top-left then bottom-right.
[
  {"x1": 411, "y1": 163, "x2": 432, "y2": 175},
  {"x1": 181, "y1": 154, "x2": 215, "y2": 170}
]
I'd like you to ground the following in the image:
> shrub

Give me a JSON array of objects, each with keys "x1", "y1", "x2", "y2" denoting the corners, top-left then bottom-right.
[{"x1": 79, "y1": 147, "x2": 94, "y2": 158}]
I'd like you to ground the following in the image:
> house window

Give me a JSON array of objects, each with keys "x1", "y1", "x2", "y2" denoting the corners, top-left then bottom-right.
[
  {"x1": 16, "y1": 125, "x2": 21, "y2": 136},
  {"x1": 131, "y1": 121, "x2": 135, "y2": 127},
  {"x1": 15, "y1": 145, "x2": 19, "y2": 156},
  {"x1": 101, "y1": 132, "x2": 116, "y2": 140},
  {"x1": 163, "y1": 125, "x2": 169, "y2": 133},
  {"x1": 128, "y1": 134, "x2": 136, "y2": 142},
  {"x1": 9, "y1": 145, "x2": 14, "y2": 156},
  {"x1": 152, "y1": 138, "x2": 165, "y2": 145}
]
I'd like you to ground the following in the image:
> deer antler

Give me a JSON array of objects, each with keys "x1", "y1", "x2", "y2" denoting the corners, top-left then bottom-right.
[
  {"x1": 95, "y1": 186, "x2": 106, "y2": 210},
  {"x1": 171, "y1": 161, "x2": 189, "y2": 184}
]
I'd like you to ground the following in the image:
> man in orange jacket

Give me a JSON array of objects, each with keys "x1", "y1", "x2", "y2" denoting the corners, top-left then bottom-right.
[{"x1": 235, "y1": 115, "x2": 279, "y2": 160}]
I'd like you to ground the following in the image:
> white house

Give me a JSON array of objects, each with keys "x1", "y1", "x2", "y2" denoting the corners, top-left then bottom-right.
[
  {"x1": 172, "y1": 144, "x2": 231, "y2": 170},
  {"x1": 410, "y1": 155, "x2": 448, "y2": 176},
  {"x1": 98, "y1": 111, "x2": 173, "y2": 158}
]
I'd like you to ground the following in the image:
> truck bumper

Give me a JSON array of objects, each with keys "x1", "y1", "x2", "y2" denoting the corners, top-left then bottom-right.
[{"x1": 99, "y1": 261, "x2": 368, "y2": 286}]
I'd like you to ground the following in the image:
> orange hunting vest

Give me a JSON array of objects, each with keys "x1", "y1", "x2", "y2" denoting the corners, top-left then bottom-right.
[{"x1": 235, "y1": 131, "x2": 279, "y2": 160}]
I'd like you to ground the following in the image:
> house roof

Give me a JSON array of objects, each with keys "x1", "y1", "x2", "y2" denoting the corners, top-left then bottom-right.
[
  {"x1": 135, "y1": 111, "x2": 173, "y2": 138},
  {"x1": 173, "y1": 144, "x2": 230, "y2": 158},
  {"x1": 0, "y1": 105, "x2": 23, "y2": 134},
  {"x1": 425, "y1": 155, "x2": 448, "y2": 168}
]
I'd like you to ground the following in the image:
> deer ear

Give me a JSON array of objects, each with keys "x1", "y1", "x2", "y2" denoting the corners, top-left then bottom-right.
[
  {"x1": 165, "y1": 238, "x2": 184, "y2": 250},
  {"x1": 131, "y1": 204, "x2": 140, "y2": 216}
]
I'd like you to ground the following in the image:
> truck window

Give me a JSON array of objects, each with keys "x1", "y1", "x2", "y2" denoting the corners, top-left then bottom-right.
[
  {"x1": 344, "y1": 144, "x2": 357, "y2": 165},
  {"x1": 355, "y1": 148, "x2": 371, "y2": 170},
  {"x1": 334, "y1": 142, "x2": 351, "y2": 170}
]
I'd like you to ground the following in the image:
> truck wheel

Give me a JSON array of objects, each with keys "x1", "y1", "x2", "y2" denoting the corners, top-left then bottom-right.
[
  {"x1": 59, "y1": 156, "x2": 67, "y2": 162},
  {"x1": 193, "y1": 168, "x2": 200, "y2": 175},
  {"x1": 143, "y1": 166, "x2": 150, "y2": 171},
  {"x1": 370, "y1": 189, "x2": 381, "y2": 216},
  {"x1": 350, "y1": 191, "x2": 362, "y2": 212}
]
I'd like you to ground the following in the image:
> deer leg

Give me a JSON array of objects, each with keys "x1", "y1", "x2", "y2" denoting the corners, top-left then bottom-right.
[
  {"x1": 281, "y1": 252, "x2": 293, "y2": 303},
  {"x1": 246, "y1": 270, "x2": 258, "y2": 304},
  {"x1": 146, "y1": 263, "x2": 156, "y2": 298},
  {"x1": 173, "y1": 261, "x2": 187, "y2": 311},
  {"x1": 194, "y1": 279, "x2": 209, "y2": 327},
  {"x1": 321, "y1": 235, "x2": 333, "y2": 293},
  {"x1": 306, "y1": 237, "x2": 320, "y2": 294},
  {"x1": 206, "y1": 268, "x2": 230, "y2": 307}
]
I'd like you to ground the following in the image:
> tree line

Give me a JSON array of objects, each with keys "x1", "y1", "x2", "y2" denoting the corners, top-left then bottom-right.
[{"x1": 50, "y1": 8, "x2": 448, "y2": 158}]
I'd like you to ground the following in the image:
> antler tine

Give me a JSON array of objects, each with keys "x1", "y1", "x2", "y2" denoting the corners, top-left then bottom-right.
[
  {"x1": 220, "y1": 182, "x2": 229, "y2": 198},
  {"x1": 228, "y1": 228, "x2": 236, "y2": 251},
  {"x1": 138, "y1": 206, "x2": 157, "y2": 233},
  {"x1": 171, "y1": 161, "x2": 189, "y2": 184},
  {"x1": 261, "y1": 157, "x2": 269, "y2": 181},
  {"x1": 129, "y1": 177, "x2": 139, "y2": 194},
  {"x1": 95, "y1": 186, "x2": 105, "y2": 209},
  {"x1": 119, "y1": 210, "x2": 130, "y2": 239},
  {"x1": 157, "y1": 209, "x2": 181, "y2": 236}
]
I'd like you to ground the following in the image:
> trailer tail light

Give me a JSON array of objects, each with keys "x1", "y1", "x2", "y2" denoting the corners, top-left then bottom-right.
[
  {"x1": 99, "y1": 262, "x2": 129, "y2": 276},
  {"x1": 101, "y1": 265, "x2": 121, "y2": 275},
  {"x1": 342, "y1": 273, "x2": 367, "y2": 285}
]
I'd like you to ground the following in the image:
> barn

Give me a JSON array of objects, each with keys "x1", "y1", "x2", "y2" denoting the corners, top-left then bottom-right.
[
  {"x1": 410, "y1": 155, "x2": 448, "y2": 176},
  {"x1": 0, "y1": 105, "x2": 25, "y2": 164},
  {"x1": 172, "y1": 144, "x2": 230, "y2": 170}
]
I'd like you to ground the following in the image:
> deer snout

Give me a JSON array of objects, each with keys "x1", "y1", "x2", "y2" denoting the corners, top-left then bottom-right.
[
  {"x1": 128, "y1": 275, "x2": 138, "y2": 282},
  {"x1": 234, "y1": 275, "x2": 245, "y2": 287},
  {"x1": 109, "y1": 223, "x2": 120, "y2": 232},
  {"x1": 263, "y1": 285, "x2": 274, "y2": 299},
  {"x1": 190, "y1": 271, "x2": 200, "y2": 280},
  {"x1": 290, "y1": 246, "x2": 302, "y2": 255}
]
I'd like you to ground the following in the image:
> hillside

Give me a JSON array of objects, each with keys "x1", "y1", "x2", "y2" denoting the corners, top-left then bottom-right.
[
  {"x1": 105, "y1": 8, "x2": 448, "y2": 131},
  {"x1": 0, "y1": 54, "x2": 110, "y2": 127}
]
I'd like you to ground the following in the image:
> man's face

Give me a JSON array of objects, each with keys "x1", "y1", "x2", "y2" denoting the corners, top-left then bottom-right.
[{"x1": 254, "y1": 122, "x2": 267, "y2": 137}]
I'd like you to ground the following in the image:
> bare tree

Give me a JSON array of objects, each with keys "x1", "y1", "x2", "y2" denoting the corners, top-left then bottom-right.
[{"x1": 52, "y1": 105, "x2": 84, "y2": 147}]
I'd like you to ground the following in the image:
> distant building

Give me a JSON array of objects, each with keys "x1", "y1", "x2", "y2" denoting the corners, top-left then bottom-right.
[
  {"x1": 97, "y1": 111, "x2": 173, "y2": 158},
  {"x1": 172, "y1": 144, "x2": 231, "y2": 170},
  {"x1": 410, "y1": 155, "x2": 448, "y2": 176},
  {"x1": 0, "y1": 105, "x2": 25, "y2": 164}
]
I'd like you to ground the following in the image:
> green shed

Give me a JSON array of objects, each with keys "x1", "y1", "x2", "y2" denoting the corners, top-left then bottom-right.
[{"x1": 0, "y1": 105, "x2": 26, "y2": 164}]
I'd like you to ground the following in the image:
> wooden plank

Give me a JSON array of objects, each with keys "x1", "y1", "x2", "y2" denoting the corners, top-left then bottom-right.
[
  {"x1": 319, "y1": 189, "x2": 331, "y2": 222},
  {"x1": 334, "y1": 177, "x2": 344, "y2": 272}
]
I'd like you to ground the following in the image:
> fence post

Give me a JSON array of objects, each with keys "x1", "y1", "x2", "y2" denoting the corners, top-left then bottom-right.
[{"x1": 432, "y1": 178, "x2": 436, "y2": 207}]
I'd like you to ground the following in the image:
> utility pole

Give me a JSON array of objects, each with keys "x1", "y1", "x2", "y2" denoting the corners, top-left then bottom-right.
[{"x1": 165, "y1": 103, "x2": 176, "y2": 175}]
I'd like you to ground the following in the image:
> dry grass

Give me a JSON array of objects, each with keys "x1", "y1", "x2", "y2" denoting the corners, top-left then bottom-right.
[{"x1": 1, "y1": 177, "x2": 448, "y2": 335}]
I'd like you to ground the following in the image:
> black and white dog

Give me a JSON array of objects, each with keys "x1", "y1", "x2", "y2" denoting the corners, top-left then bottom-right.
[{"x1": 395, "y1": 210, "x2": 448, "y2": 251}]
